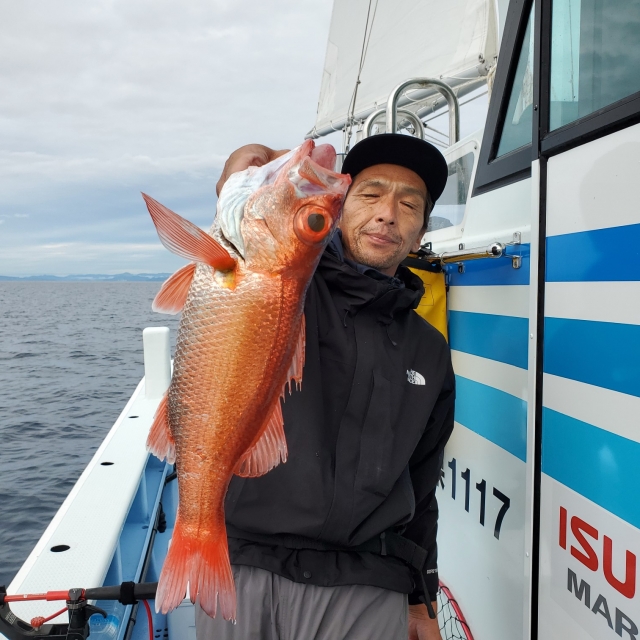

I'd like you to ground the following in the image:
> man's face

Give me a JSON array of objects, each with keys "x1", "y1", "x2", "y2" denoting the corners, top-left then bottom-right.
[{"x1": 339, "y1": 163, "x2": 428, "y2": 276}]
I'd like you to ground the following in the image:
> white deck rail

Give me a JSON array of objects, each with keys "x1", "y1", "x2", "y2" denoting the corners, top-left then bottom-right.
[{"x1": 4, "y1": 329, "x2": 171, "y2": 629}]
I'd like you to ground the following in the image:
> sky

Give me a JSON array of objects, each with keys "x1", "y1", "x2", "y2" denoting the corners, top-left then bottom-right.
[
  {"x1": 0, "y1": 0, "x2": 488, "y2": 277},
  {"x1": 0, "y1": 0, "x2": 336, "y2": 276}
]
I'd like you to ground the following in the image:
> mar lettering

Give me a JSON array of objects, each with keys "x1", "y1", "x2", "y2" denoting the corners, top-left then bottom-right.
[{"x1": 567, "y1": 569, "x2": 638, "y2": 639}]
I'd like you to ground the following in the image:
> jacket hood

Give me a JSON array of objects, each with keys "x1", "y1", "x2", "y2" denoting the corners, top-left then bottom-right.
[{"x1": 318, "y1": 232, "x2": 425, "y2": 324}]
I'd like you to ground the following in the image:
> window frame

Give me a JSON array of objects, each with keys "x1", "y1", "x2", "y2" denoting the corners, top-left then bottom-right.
[
  {"x1": 474, "y1": 0, "x2": 640, "y2": 195},
  {"x1": 472, "y1": 0, "x2": 535, "y2": 196},
  {"x1": 540, "y1": 91, "x2": 640, "y2": 157},
  {"x1": 424, "y1": 140, "x2": 479, "y2": 243},
  {"x1": 538, "y1": 0, "x2": 640, "y2": 157}
]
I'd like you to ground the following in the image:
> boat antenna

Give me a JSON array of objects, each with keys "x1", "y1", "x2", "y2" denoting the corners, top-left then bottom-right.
[{"x1": 344, "y1": 0, "x2": 379, "y2": 154}]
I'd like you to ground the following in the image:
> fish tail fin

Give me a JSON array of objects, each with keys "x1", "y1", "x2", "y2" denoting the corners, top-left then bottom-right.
[
  {"x1": 146, "y1": 394, "x2": 175, "y2": 464},
  {"x1": 193, "y1": 528, "x2": 236, "y2": 621},
  {"x1": 156, "y1": 514, "x2": 236, "y2": 621},
  {"x1": 155, "y1": 518, "x2": 189, "y2": 615}
]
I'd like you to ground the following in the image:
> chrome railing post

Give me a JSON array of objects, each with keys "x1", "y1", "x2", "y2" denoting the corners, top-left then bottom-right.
[
  {"x1": 386, "y1": 78, "x2": 460, "y2": 145},
  {"x1": 363, "y1": 108, "x2": 386, "y2": 137},
  {"x1": 363, "y1": 107, "x2": 425, "y2": 139}
]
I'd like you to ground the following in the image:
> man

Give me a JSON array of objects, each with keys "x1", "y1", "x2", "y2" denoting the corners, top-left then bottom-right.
[{"x1": 198, "y1": 134, "x2": 455, "y2": 640}]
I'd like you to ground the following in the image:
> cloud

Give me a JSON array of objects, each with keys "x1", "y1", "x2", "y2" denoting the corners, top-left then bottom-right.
[
  {"x1": 0, "y1": 0, "x2": 333, "y2": 165},
  {"x1": 0, "y1": 0, "x2": 334, "y2": 275}
]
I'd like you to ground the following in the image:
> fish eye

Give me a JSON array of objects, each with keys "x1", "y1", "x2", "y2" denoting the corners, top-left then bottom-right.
[
  {"x1": 294, "y1": 206, "x2": 332, "y2": 245},
  {"x1": 308, "y1": 213, "x2": 325, "y2": 232}
]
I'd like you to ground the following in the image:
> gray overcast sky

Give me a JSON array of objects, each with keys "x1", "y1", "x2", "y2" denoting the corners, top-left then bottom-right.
[{"x1": 0, "y1": 0, "x2": 335, "y2": 276}]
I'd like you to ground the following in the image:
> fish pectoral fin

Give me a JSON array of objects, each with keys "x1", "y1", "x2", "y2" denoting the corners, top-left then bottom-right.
[
  {"x1": 286, "y1": 315, "x2": 306, "y2": 393},
  {"x1": 142, "y1": 193, "x2": 236, "y2": 271},
  {"x1": 234, "y1": 400, "x2": 288, "y2": 477},
  {"x1": 233, "y1": 318, "x2": 303, "y2": 478},
  {"x1": 153, "y1": 263, "x2": 197, "y2": 314},
  {"x1": 146, "y1": 394, "x2": 176, "y2": 464}
]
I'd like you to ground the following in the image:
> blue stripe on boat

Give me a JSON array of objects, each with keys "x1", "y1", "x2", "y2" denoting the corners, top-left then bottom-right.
[
  {"x1": 455, "y1": 375, "x2": 527, "y2": 461},
  {"x1": 446, "y1": 244, "x2": 530, "y2": 286},
  {"x1": 542, "y1": 407, "x2": 640, "y2": 529},
  {"x1": 547, "y1": 223, "x2": 640, "y2": 282},
  {"x1": 544, "y1": 317, "x2": 640, "y2": 398},
  {"x1": 449, "y1": 311, "x2": 529, "y2": 369}
]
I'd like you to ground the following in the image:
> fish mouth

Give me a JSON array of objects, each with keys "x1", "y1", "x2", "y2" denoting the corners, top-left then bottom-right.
[
  {"x1": 310, "y1": 144, "x2": 337, "y2": 171},
  {"x1": 298, "y1": 156, "x2": 351, "y2": 197},
  {"x1": 284, "y1": 141, "x2": 351, "y2": 202}
]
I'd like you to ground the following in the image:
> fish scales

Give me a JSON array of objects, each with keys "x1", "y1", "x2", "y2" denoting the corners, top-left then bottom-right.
[{"x1": 171, "y1": 263, "x2": 305, "y2": 525}]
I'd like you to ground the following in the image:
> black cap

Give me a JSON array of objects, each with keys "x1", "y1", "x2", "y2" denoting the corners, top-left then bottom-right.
[{"x1": 341, "y1": 133, "x2": 448, "y2": 202}]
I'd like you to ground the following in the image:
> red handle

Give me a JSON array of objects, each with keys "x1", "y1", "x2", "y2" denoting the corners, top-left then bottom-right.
[{"x1": 3, "y1": 590, "x2": 73, "y2": 603}]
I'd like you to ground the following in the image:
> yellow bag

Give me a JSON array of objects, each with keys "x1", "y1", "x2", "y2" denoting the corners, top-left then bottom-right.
[{"x1": 403, "y1": 254, "x2": 448, "y2": 341}]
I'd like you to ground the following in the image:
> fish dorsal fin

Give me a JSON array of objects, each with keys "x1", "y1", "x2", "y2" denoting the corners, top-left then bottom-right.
[
  {"x1": 147, "y1": 394, "x2": 176, "y2": 464},
  {"x1": 234, "y1": 400, "x2": 287, "y2": 477},
  {"x1": 153, "y1": 263, "x2": 197, "y2": 314},
  {"x1": 286, "y1": 315, "x2": 305, "y2": 393},
  {"x1": 142, "y1": 193, "x2": 236, "y2": 271}
]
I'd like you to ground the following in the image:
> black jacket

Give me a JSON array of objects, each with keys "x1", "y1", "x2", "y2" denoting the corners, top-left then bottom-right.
[{"x1": 225, "y1": 243, "x2": 455, "y2": 602}]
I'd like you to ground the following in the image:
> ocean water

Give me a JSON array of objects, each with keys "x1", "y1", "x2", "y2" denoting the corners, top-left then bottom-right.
[{"x1": 0, "y1": 282, "x2": 179, "y2": 586}]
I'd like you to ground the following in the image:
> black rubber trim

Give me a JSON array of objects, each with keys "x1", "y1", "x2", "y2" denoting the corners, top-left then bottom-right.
[
  {"x1": 120, "y1": 582, "x2": 136, "y2": 606},
  {"x1": 530, "y1": 156, "x2": 547, "y2": 640},
  {"x1": 85, "y1": 582, "x2": 158, "y2": 603},
  {"x1": 529, "y1": 4, "x2": 552, "y2": 636},
  {"x1": 472, "y1": 163, "x2": 531, "y2": 197},
  {"x1": 541, "y1": 91, "x2": 640, "y2": 157},
  {"x1": 532, "y1": 0, "x2": 551, "y2": 159}
]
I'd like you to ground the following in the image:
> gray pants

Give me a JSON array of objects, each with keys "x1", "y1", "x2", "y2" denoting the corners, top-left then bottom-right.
[{"x1": 196, "y1": 565, "x2": 408, "y2": 640}]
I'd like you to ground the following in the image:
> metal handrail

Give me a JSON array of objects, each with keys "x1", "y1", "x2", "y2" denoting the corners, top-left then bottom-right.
[
  {"x1": 386, "y1": 78, "x2": 460, "y2": 145},
  {"x1": 363, "y1": 107, "x2": 425, "y2": 139},
  {"x1": 424, "y1": 232, "x2": 523, "y2": 268},
  {"x1": 438, "y1": 242, "x2": 503, "y2": 264}
]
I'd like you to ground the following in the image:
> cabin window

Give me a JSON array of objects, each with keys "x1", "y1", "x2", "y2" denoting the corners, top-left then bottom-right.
[
  {"x1": 496, "y1": 4, "x2": 535, "y2": 157},
  {"x1": 428, "y1": 152, "x2": 474, "y2": 230},
  {"x1": 549, "y1": 0, "x2": 640, "y2": 130}
]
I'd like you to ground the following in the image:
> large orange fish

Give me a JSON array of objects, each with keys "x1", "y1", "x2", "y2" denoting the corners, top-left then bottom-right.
[{"x1": 142, "y1": 141, "x2": 350, "y2": 621}]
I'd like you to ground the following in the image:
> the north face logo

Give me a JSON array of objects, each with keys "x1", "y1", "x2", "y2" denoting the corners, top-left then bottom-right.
[{"x1": 407, "y1": 369, "x2": 425, "y2": 385}]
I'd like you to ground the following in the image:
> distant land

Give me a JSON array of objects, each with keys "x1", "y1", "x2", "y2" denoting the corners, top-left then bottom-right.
[{"x1": 0, "y1": 273, "x2": 171, "y2": 282}]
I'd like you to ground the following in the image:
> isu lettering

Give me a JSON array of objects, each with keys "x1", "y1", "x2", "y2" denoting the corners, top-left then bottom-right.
[{"x1": 560, "y1": 507, "x2": 637, "y2": 598}]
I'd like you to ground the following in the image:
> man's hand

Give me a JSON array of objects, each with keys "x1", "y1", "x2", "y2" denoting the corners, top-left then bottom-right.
[
  {"x1": 408, "y1": 603, "x2": 442, "y2": 640},
  {"x1": 216, "y1": 144, "x2": 290, "y2": 196}
]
